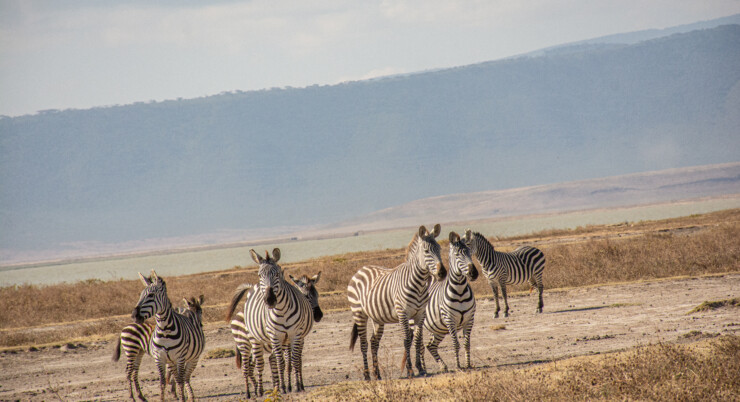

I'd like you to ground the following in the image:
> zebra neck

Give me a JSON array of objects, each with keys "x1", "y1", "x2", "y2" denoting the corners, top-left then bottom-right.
[
  {"x1": 268, "y1": 280, "x2": 295, "y2": 314},
  {"x1": 473, "y1": 234, "x2": 496, "y2": 268},
  {"x1": 154, "y1": 298, "x2": 175, "y2": 331}
]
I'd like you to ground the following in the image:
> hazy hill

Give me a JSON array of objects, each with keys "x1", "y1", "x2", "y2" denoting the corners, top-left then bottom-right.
[
  {"x1": 1, "y1": 22, "x2": 739, "y2": 255},
  {"x1": 329, "y1": 162, "x2": 740, "y2": 233}
]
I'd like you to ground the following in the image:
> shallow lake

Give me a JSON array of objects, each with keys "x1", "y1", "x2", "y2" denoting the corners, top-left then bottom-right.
[{"x1": 2, "y1": 197, "x2": 738, "y2": 286}]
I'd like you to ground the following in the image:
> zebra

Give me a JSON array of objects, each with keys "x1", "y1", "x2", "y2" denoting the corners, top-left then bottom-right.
[
  {"x1": 112, "y1": 297, "x2": 202, "y2": 401},
  {"x1": 226, "y1": 271, "x2": 322, "y2": 398},
  {"x1": 463, "y1": 229, "x2": 546, "y2": 318},
  {"x1": 225, "y1": 249, "x2": 316, "y2": 394},
  {"x1": 132, "y1": 270, "x2": 206, "y2": 402},
  {"x1": 423, "y1": 231, "x2": 478, "y2": 372},
  {"x1": 347, "y1": 224, "x2": 446, "y2": 380}
]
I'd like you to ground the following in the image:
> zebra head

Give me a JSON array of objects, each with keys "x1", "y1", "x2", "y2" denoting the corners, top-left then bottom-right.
[
  {"x1": 289, "y1": 272, "x2": 323, "y2": 322},
  {"x1": 462, "y1": 229, "x2": 478, "y2": 255},
  {"x1": 250, "y1": 248, "x2": 283, "y2": 308},
  {"x1": 449, "y1": 232, "x2": 478, "y2": 282},
  {"x1": 413, "y1": 224, "x2": 446, "y2": 281},
  {"x1": 132, "y1": 269, "x2": 168, "y2": 324},
  {"x1": 183, "y1": 295, "x2": 205, "y2": 327}
]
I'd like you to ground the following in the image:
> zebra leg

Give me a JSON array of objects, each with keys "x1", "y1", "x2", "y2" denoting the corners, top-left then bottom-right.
[
  {"x1": 537, "y1": 282, "x2": 544, "y2": 313},
  {"x1": 166, "y1": 363, "x2": 177, "y2": 398},
  {"x1": 175, "y1": 361, "x2": 186, "y2": 402},
  {"x1": 291, "y1": 339, "x2": 306, "y2": 392},
  {"x1": 284, "y1": 348, "x2": 292, "y2": 393},
  {"x1": 370, "y1": 321, "x2": 385, "y2": 380},
  {"x1": 500, "y1": 281, "x2": 510, "y2": 317},
  {"x1": 444, "y1": 318, "x2": 462, "y2": 370},
  {"x1": 131, "y1": 353, "x2": 147, "y2": 402},
  {"x1": 413, "y1": 316, "x2": 427, "y2": 376},
  {"x1": 154, "y1": 357, "x2": 168, "y2": 402},
  {"x1": 398, "y1": 314, "x2": 414, "y2": 379},
  {"x1": 268, "y1": 350, "x2": 279, "y2": 393},
  {"x1": 184, "y1": 361, "x2": 197, "y2": 402},
  {"x1": 426, "y1": 332, "x2": 447, "y2": 372},
  {"x1": 252, "y1": 346, "x2": 265, "y2": 396},
  {"x1": 354, "y1": 316, "x2": 372, "y2": 381},
  {"x1": 490, "y1": 281, "x2": 501, "y2": 318},
  {"x1": 462, "y1": 316, "x2": 474, "y2": 369},
  {"x1": 271, "y1": 341, "x2": 287, "y2": 393}
]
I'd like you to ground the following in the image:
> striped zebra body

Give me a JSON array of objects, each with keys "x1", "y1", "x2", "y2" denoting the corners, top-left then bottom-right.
[
  {"x1": 465, "y1": 230, "x2": 546, "y2": 318},
  {"x1": 347, "y1": 224, "x2": 446, "y2": 380},
  {"x1": 112, "y1": 321, "x2": 154, "y2": 401},
  {"x1": 424, "y1": 231, "x2": 478, "y2": 372},
  {"x1": 132, "y1": 270, "x2": 205, "y2": 402},
  {"x1": 226, "y1": 272, "x2": 321, "y2": 397}
]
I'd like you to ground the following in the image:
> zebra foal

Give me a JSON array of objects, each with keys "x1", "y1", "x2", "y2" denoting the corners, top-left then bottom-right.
[
  {"x1": 347, "y1": 224, "x2": 446, "y2": 380},
  {"x1": 132, "y1": 270, "x2": 206, "y2": 402},
  {"x1": 424, "y1": 231, "x2": 478, "y2": 372},
  {"x1": 464, "y1": 229, "x2": 546, "y2": 318}
]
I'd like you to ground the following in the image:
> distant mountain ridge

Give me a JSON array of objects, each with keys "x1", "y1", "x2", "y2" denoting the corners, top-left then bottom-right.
[{"x1": 1, "y1": 19, "x2": 739, "y2": 256}]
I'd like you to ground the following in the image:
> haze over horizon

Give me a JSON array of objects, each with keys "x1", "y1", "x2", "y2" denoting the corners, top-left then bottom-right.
[{"x1": 2, "y1": 1, "x2": 739, "y2": 116}]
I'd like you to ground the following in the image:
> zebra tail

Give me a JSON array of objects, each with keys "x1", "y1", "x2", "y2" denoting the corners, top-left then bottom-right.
[
  {"x1": 235, "y1": 347, "x2": 242, "y2": 369},
  {"x1": 111, "y1": 335, "x2": 121, "y2": 362},
  {"x1": 349, "y1": 323, "x2": 359, "y2": 352},
  {"x1": 226, "y1": 283, "x2": 252, "y2": 322}
]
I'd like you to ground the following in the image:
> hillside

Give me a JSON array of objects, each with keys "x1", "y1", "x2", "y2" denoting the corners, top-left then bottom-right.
[
  {"x1": 331, "y1": 163, "x2": 740, "y2": 232},
  {"x1": 1, "y1": 23, "x2": 739, "y2": 255}
]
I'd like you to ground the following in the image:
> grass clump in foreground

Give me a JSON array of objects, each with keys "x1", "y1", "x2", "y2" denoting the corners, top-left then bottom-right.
[
  {"x1": 688, "y1": 298, "x2": 740, "y2": 314},
  {"x1": 309, "y1": 335, "x2": 740, "y2": 401}
]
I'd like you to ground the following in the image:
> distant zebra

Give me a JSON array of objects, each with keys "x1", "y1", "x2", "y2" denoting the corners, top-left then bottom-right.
[
  {"x1": 227, "y1": 272, "x2": 322, "y2": 398},
  {"x1": 225, "y1": 249, "x2": 317, "y2": 394},
  {"x1": 132, "y1": 270, "x2": 206, "y2": 402},
  {"x1": 347, "y1": 224, "x2": 446, "y2": 380},
  {"x1": 424, "y1": 231, "x2": 478, "y2": 372},
  {"x1": 113, "y1": 297, "x2": 201, "y2": 401},
  {"x1": 464, "y1": 229, "x2": 546, "y2": 318}
]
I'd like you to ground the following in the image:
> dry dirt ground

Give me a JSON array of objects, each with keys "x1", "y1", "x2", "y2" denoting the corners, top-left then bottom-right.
[{"x1": 1, "y1": 273, "x2": 738, "y2": 401}]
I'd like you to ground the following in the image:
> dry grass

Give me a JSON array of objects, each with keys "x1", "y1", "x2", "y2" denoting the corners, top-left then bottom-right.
[
  {"x1": 1, "y1": 209, "x2": 738, "y2": 348},
  {"x1": 307, "y1": 334, "x2": 740, "y2": 401},
  {"x1": 688, "y1": 298, "x2": 740, "y2": 314}
]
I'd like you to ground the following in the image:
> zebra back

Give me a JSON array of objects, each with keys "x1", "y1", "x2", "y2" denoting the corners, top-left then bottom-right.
[{"x1": 466, "y1": 230, "x2": 545, "y2": 285}]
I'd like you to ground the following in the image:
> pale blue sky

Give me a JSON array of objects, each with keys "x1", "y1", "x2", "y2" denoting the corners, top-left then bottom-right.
[{"x1": 1, "y1": 0, "x2": 739, "y2": 116}]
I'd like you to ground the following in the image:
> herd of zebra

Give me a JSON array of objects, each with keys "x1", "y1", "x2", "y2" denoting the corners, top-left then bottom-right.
[{"x1": 112, "y1": 224, "x2": 545, "y2": 401}]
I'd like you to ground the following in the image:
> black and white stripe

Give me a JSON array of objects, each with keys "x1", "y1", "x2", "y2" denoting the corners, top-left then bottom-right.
[
  {"x1": 424, "y1": 231, "x2": 478, "y2": 372},
  {"x1": 113, "y1": 299, "x2": 200, "y2": 401},
  {"x1": 226, "y1": 271, "x2": 322, "y2": 398},
  {"x1": 132, "y1": 270, "x2": 205, "y2": 401},
  {"x1": 347, "y1": 224, "x2": 446, "y2": 380},
  {"x1": 464, "y1": 229, "x2": 546, "y2": 318}
]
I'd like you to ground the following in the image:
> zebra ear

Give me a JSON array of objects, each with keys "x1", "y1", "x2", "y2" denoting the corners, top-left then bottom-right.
[
  {"x1": 464, "y1": 229, "x2": 472, "y2": 242},
  {"x1": 150, "y1": 269, "x2": 159, "y2": 283},
  {"x1": 289, "y1": 274, "x2": 299, "y2": 284},
  {"x1": 272, "y1": 248, "x2": 281, "y2": 263},
  {"x1": 311, "y1": 271, "x2": 321, "y2": 284},
  {"x1": 449, "y1": 231, "x2": 460, "y2": 243},
  {"x1": 418, "y1": 225, "x2": 427, "y2": 238},
  {"x1": 249, "y1": 249, "x2": 262, "y2": 264},
  {"x1": 198, "y1": 294, "x2": 204, "y2": 305},
  {"x1": 432, "y1": 224, "x2": 441, "y2": 238},
  {"x1": 138, "y1": 272, "x2": 151, "y2": 286}
]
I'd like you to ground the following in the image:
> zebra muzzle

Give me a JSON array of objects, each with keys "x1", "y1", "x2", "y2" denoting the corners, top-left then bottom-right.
[
  {"x1": 436, "y1": 263, "x2": 447, "y2": 281},
  {"x1": 131, "y1": 307, "x2": 144, "y2": 324},
  {"x1": 313, "y1": 306, "x2": 323, "y2": 322},
  {"x1": 469, "y1": 265, "x2": 479, "y2": 281},
  {"x1": 264, "y1": 286, "x2": 277, "y2": 307}
]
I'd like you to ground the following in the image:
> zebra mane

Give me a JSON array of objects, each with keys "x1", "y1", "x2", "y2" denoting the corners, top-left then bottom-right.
[{"x1": 405, "y1": 233, "x2": 421, "y2": 258}]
